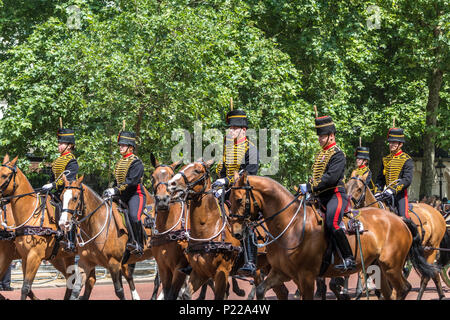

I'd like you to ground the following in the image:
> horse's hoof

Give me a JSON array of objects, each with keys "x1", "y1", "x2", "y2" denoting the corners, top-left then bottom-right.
[{"x1": 233, "y1": 289, "x2": 245, "y2": 297}]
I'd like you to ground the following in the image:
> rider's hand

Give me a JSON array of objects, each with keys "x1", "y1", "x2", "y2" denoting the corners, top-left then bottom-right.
[
  {"x1": 212, "y1": 178, "x2": 227, "y2": 189},
  {"x1": 299, "y1": 183, "x2": 308, "y2": 194},
  {"x1": 383, "y1": 188, "x2": 394, "y2": 198},
  {"x1": 41, "y1": 183, "x2": 54, "y2": 192},
  {"x1": 103, "y1": 187, "x2": 117, "y2": 198},
  {"x1": 213, "y1": 188, "x2": 224, "y2": 199}
]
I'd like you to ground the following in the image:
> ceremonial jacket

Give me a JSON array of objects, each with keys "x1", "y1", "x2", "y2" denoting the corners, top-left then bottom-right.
[
  {"x1": 351, "y1": 165, "x2": 375, "y2": 193},
  {"x1": 306, "y1": 142, "x2": 346, "y2": 197},
  {"x1": 113, "y1": 153, "x2": 144, "y2": 201},
  {"x1": 216, "y1": 136, "x2": 259, "y2": 186},
  {"x1": 50, "y1": 152, "x2": 79, "y2": 195},
  {"x1": 375, "y1": 150, "x2": 413, "y2": 195}
]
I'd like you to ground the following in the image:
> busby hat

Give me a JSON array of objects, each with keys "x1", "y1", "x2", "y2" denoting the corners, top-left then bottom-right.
[
  {"x1": 117, "y1": 131, "x2": 137, "y2": 148},
  {"x1": 315, "y1": 116, "x2": 336, "y2": 135},
  {"x1": 355, "y1": 146, "x2": 370, "y2": 161},
  {"x1": 57, "y1": 128, "x2": 75, "y2": 145},
  {"x1": 226, "y1": 110, "x2": 248, "y2": 128},
  {"x1": 387, "y1": 128, "x2": 405, "y2": 143}
]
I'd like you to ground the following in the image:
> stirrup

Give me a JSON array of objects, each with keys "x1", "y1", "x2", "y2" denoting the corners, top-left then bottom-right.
[
  {"x1": 237, "y1": 262, "x2": 257, "y2": 277},
  {"x1": 126, "y1": 242, "x2": 143, "y2": 256},
  {"x1": 334, "y1": 258, "x2": 356, "y2": 271}
]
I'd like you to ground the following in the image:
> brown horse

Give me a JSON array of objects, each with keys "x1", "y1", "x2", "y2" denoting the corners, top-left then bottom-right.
[
  {"x1": 346, "y1": 172, "x2": 450, "y2": 300},
  {"x1": 167, "y1": 160, "x2": 288, "y2": 300},
  {"x1": 149, "y1": 157, "x2": 190, "y2": 300},
  {"x1": 229, "y1": 172, "x2": 437, "y2": 300},
  {"x1": 0, "y1": 155, "x2": 75, "y2": 300},
  {"x1": 59, "y1": 175, "x2": 154, "y2": 300}
]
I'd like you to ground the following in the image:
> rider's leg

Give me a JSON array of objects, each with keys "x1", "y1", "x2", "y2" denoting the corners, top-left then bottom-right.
[
  {"x1": 396, "y1": 190, "x2": 410, "y2": 220},
  {"x1": 237, "y1": 226, "x2": 257, "y2": 277},
  {"x1": 127, "y1": 187, "x2": 146, "y2": 255},
  {"x1": 324, "y1": 191, "x2": 356, "y2": 271}
]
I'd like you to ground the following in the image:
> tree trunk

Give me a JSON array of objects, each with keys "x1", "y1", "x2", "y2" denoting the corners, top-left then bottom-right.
[{"x1": 419, "y1": 68, "x2": 443, "y2": 200}]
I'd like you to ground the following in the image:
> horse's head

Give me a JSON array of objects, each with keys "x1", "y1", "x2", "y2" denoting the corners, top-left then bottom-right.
[
  {"x1": 60, "y1": 175, "x2": 84, "y2": 231},
  {"x1": 229, "y1": 171, "x2": 259, "y2": 239},
  {"x1": 346, "y1": 173, "x2": 368, "y2": 208},
  {"x1": 151, "y1": 154, "x2": 182, "y2": 211},
  {"x1": 0, "y1": 154, "x2": 19, "y2": 197},
  {"x1": 167, "y1": 159, "x2": 214, "y2": 199}
]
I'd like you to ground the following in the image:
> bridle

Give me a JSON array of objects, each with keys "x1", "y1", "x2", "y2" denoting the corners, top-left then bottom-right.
[
  {"x1": 348, "y1": 176, "x2": 368, "y2": 208},
  {"x1": 229, "y1": 178, "x2": 261, "y2": 222},
  {"x1": 177, "y1": 161, "x2": 210, "y2": 197},
  {"x1": 61, "y1": 185, "x2": 85, "y2": 218},
  {"x1": 151, "y1": 164, "x2": 174, "y2": 195},
  {"x1": 0, "y1": 163, "x2": 18, "y2": 197}
]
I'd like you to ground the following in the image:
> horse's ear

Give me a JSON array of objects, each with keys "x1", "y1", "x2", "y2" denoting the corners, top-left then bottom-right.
[
  {"x1": 233, "y1": 171, "x2": 240, "y2": 183},
  {"x1": 151, "y1": 153, "x2": 158, "y2": 168},
  {"x1": 237, "y1": 171, "x2": 247, "y2": 186},
  {"x1": 2, "y1": 154, "x2": 10, "y2": 165},
  {"x1": 9, "y1": 156, "x2": 18, "y2": 166},
  {"x1": 204, "y1": 158, "x2": 214, "y2": 169},
  {"x1": 62, "y1": 174, "x2": 69, "y2": 186},
  {"x1": 76, "y1": 175, "x2": 84, "y2": 185},
  {"x1": 170, "y1": 160, "x2": 183, "y2": 172}
]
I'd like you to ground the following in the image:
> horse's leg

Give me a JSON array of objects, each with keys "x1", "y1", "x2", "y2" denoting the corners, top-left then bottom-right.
[
  {"x1": 20, "y1": 252, "x2": 43, "y2": 300},
  {"x1": 255, "y1": 269, "x2": 284, "y2": 300},
  {"x1": 213, "y1": 269, "x2": 228, "y2": 300},
  {"x1": 232, "y1": 277, "x2": 246, "y2": 297},
  {"x1": 272, "y1": 284, "x2": 289, "y2": 300},
  {"x1": 151, "y1": 270, "x2": 161, "y2": 300},
  {"x1": 168, "y1": 268, "x2": 187, "y2": 300},
  {"x1": 315, "y1": 277, "x2": 326, "y2": 299},
  {"x1": 197, "y1": 279, "x2": 213, "y2": 300},
  {"x1": 109, "y1": 263, "x2": 126, "y2": 300},
  {"x1": 49, "y1": 256, "x2": 75, "y2": 300},
  {"x1": 80, "y1": 267, "x2": 96, "y2": 300},
  {"x1": 431, "y1": 271, "x2": 446, "y2": 300},
  {"x1": 298, "y1": 272, "x2": 316, "y2": 300},
  {"x1": 121, "y1": 263, "x2": 140, "y2": 300}
]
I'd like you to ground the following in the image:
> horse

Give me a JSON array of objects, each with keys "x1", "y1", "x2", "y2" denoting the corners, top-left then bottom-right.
[
  {"x1": 0, "y1": 154, "x2": 76, "y2": 300},
  {"x1": 228, "y1": 172, "x2": 438, "y2": 300},
  {"x1": 59, "y1": 175, "x2": 155, "y2": 300},
  {"x1": 167, "y1": 160, "x2": 289, "y2": 300},
  {"x1": 346, "y1": 172, "x2": 450, "y2": 300}
]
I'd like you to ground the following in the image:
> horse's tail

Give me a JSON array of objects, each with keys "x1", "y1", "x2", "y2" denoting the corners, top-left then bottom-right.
[
  {"x1": 437, "y1": 228, "x2": 450, "y2": 269},
  {"x1": 402, "y1": 217, "x2": 438, "y2": 278}
]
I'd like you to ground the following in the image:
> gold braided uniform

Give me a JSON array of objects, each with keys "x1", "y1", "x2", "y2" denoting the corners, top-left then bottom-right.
[
  {"x1": 377, "y1": 151, "x2": 413, "y2": 193},
  {"x1": 114, "y1": 154, "x2": 143, "y2": 193},
  {"x1": 51, "y1": 152, "x2": 78, "y2": 189},
  {"x1": 216, "y1": 137, "x2": 258, "y2": 185},
  {"x1": 350, "y1": 165, "x2": 375, "y2": 193}
]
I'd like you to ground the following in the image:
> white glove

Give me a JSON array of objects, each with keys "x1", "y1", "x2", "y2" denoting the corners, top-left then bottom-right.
[
  {"x1": 213, "y1": 188, "x2": 224, "y2": 199},
  {"x1": 212, "y1": 178, "x2": 226, "y2": 189},
  {"x1": 42, "y1": 183, "x2": 54, "y2": 192},
  {"x1": 299, "y1": 184, "x2": 308, "y2": 194},
  {"x1": 384, "y1": 188, "x2": 394, "y2": 197},
  {"x1": 103, "y1": 188, "x2": 116, "y2": 198}
]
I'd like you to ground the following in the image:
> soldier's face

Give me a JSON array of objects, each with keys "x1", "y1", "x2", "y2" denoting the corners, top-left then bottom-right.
[
  {"x1": 356, "y1": 158, "x2": 366, "y2": 167},
  {"x1": 119, "y1": 144, "x2": 131, "y2": 156},
  {"x1": 227, "y1": 126, "x2": 246, "y2": 140},
  {"x1": 389, "y1": 142, "x2": 402, "y2": 153},
  {"x1": 58, "y1": 142, "x2": 70, "y2": 154},
  {"x1": 318, "y1": 133, "x2": 334, "y2": 148}
]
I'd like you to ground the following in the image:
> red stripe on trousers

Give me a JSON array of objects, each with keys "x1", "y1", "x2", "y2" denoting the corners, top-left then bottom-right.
[
  {"x1": 333, "y1": 187, "x2": 343, "y2": 230},
  {"x1": 404, "y1": 189, "x2": 410, "y2": 219},
  {"x1": 137, "y1": 184, "x2": 144, "y2": 221}
]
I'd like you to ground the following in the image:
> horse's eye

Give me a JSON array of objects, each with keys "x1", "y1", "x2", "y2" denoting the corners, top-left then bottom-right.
[
  {"x1": 72, "y1": 197, "x2": 78, "y2": 202},
  {"x1": 236, "y1": 198, "x2": 243, "y2": 205},
  {"x1": 194, "y1": 169, "x2": 201, "y2": 174}
]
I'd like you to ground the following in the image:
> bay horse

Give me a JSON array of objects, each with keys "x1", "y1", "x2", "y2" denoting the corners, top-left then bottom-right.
[
  {"x1": 0, "y1": 154, "x2": 76, "y2": 300},
  {"x1": 167, "y1": 160, "x2": 289, "y2": 300},
  {"x1": 229, "y1": 172, "x2": 437, "y2": 300},
  {"x1": 59, "y1": 175, "x2": 155, "y2": 300},
  {"x1": 346, "y1": 172, "x2": 450, "y2": 300}
]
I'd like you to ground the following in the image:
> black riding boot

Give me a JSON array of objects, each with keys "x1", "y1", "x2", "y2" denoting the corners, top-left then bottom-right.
[
  {"x1": 127, "y1": 221, "x2": 144, "y2": 256},
  {"x1": 237, "y1": 229, "x2": 257, "y2": 277},
  {"x1": 333, "y1": 228, "x2": 356, "y2": 271},
  {"x1": 67, "y1": 226, "x2": 77, "y2": 252}
]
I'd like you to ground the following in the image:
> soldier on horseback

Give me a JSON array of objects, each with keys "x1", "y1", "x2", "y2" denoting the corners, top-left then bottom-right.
[
  {"x1": 299, "y1": 115, "x2": 356, "y2": 271},
  {"x1": 375, "y1": 127, "x2": 414, "y2": 219},
  {"x1": 41, "y1": 127, "x2": 79, "y2": 252},
  {"x1": 212, "y1": 109, "x2": 259, "y2": 277},
  {"x1": 103, "y1": 130, "x2": 146, "y2": 256},
  {"x1": 351, "y1": 146, "x2": 375, "y2": 194}
]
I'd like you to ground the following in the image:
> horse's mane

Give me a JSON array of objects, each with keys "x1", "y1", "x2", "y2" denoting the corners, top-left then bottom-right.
[
  {"x1": 248, "y1": 175, "x2": 295, "y2": 199},
  {"x1": 82, "y1": 183, "x2": 103, "y2": 204}
]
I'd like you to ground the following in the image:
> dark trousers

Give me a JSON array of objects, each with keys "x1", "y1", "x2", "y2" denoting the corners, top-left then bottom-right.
[
  {"x1": 319, "y1": 188, "x2": 349, "y2": 234},
  {"x1": 127, "y1": 185, "x2": 146, "y2": 223},
  {"x1": 393, "y1": 190, "x2": 410, "y2": 219}
]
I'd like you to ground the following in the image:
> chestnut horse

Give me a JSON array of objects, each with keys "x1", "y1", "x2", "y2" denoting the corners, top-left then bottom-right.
[
  {"x1": 346, "y1": 172, "x2": 450, "y2": 300},
  {"x1": 229, "y1": 172, "x2": 437, "y2": 300},
  {"x1": 167, "y1": 160, "x2": 289, "y2": 300},
  {"x1": 149, "y1": 157, "x2": 190, "y2": 300},
  {"x1": 59, "y1": 175, "x2": 154, "y2": 300},
  {"x1": 0, "y1": 155, "x2": 75, "y2": 300}
]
